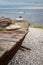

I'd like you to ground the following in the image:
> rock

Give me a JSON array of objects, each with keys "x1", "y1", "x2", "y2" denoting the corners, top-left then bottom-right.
[
  {"x1": 6, "y1": 23, "x2": 21, "y2": 30},
  {"x1": 0, "y1": 17, "x2": 12, "y2": 27}
]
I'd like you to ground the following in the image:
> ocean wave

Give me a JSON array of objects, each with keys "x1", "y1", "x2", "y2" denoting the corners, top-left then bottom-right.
[
  {"x1": 0, "y1": 11, "x2": 25, "y2": 14},
  {"x1": 0, "y1": 12, "x2": 43, "y2": 15}
]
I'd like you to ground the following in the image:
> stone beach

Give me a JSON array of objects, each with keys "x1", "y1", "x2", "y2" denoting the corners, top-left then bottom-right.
[{"x1": 8, "y1": 27, "x2": 43, "y2": 65}]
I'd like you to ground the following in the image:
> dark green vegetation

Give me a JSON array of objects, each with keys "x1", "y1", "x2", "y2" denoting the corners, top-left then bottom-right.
[{"x1": 30, "y1": 25, "x2": 43, "y2": 29}]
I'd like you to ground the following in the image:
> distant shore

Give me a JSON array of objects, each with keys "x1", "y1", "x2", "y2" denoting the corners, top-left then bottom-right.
[{"x1": 30, "y1": 25, "x2": 43, "y2": 29}]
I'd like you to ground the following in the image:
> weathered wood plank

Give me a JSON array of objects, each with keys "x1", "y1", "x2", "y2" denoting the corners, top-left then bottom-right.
[
  {"x1": 0, "y1": 30, "x2": 25, "y2": 65},
  {"x1": 0, "y1": 18, "x2": 29, "y2": 65},
  {"x1": 0, "y1": 30, "x2": 28, "y2": 65}
]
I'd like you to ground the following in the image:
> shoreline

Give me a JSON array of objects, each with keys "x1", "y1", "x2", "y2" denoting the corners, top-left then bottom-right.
[
  {"x1": 0, "y1": 16, "x2": 43, "y2": 30},
  {"x1": 30, "y1": 25, "x2": 43, "y2": 29}
]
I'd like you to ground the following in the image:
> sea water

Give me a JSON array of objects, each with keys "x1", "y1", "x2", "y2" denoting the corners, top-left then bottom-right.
[{"x1": 0, "y1": 9, "x2": 43, "y2": 26}]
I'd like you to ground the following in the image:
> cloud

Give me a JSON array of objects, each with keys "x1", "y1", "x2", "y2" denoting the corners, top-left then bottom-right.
[
  {"x1": 0, "y1": 0, "x2": 43, "y2": 6},
  {"x1": 2, "y1": 0, "x2": 43, "y2": 3},
  {"x1": 17, "y1": 7, "x2": 43, "y2": 9},
  {"x1": 0, "y1": 6, "x2": 43, "y2": 9},
  {"x1": 0, "y1": 1, "x2": 43, "y2": 6},
  {"x1": 0, "y1": 2, "x2": 29, "y2": 5},
  {"x1": 0, "y1": 0, "x2": 43, "y2": 9}
]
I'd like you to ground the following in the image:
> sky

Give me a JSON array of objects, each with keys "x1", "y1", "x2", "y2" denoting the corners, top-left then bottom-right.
[{"x1": 0, "y1": 0, "x2": 43, "y2": 9}]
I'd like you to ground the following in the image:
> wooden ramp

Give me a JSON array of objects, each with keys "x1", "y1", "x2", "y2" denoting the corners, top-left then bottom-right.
[
  {"x1": 0, "y1": 18, "x2": 29, "y2": 65},
  {"x1": 0, "y1": 29, "x2": 28, "y2": 65}
]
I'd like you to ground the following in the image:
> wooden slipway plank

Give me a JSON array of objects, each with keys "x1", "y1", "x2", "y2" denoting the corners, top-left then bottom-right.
[
  {"x1": 0, "y1": 19, "x2": 29, "y2": 65},
  {"x1": 0, "y1": 40, "x2": 16, "y2": 57},
  {"x1": 0, "y1": 30, "x2": 26, "y2": 57},
  {"x1": 0, "y1": 17, "x2": 29, "y2": 65},
  {"x1": 0, "y1": 29, "x2": 28, "y2": 65}
]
